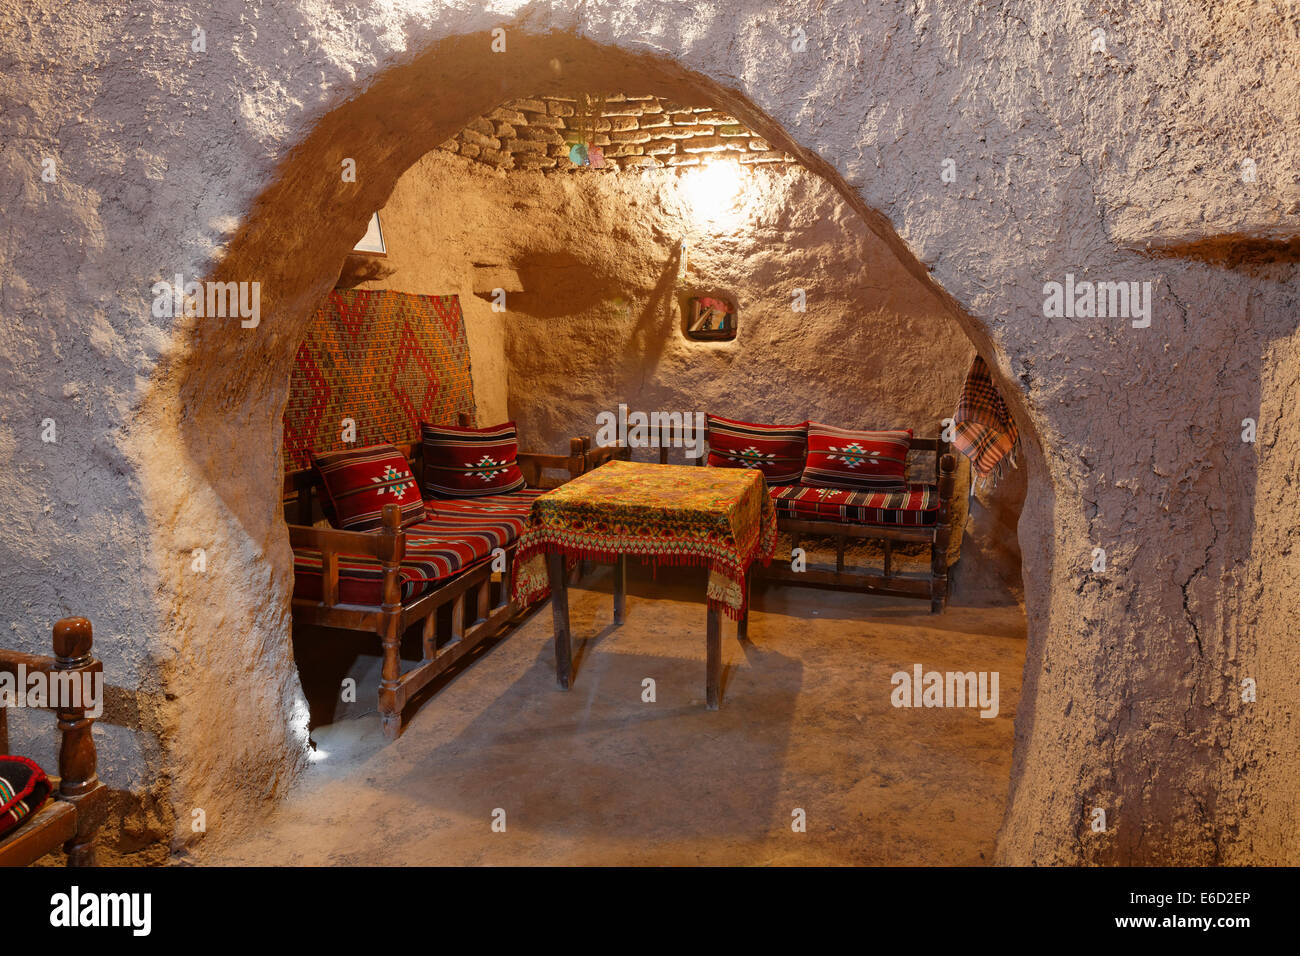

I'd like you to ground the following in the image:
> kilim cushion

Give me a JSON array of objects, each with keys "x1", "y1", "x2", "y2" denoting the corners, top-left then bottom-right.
[
  {"x1": 770, "y1": 483, "x2": 938, "y2": 527},
  {"x1": 0, "y1": 755, "x2": 52, "y2": 838},
  {"x1": 705, "y1": 415, "x2": 808, "y2": 486},
  {"x1": 802, "y1": 423, "x2": 912, "y2": 491},
  {"x1": 953, "y1": 354, "x2": 1020, "y2": 484},
  {"x1": 312, "y1": 444, "x2": 425, "y2": 531},
  {"x1": 421, "y1": 420, "x2": 527, "y2": 499},
  {"x1": 293, "y1": 489, "x2": 543, "y2": 606}
]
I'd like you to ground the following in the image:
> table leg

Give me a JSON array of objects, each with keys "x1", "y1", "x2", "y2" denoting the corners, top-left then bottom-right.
[
  {"x1": 613, "y1": 554, "x2": 627, "y2": 624},
  {"x1": 706, "y1": 603, "x2": 721, "y2": 710},
  {"x1": 548, "y1": 552, "x2": 572, "y2": 690},
  {"x1": 738, "y1": 568, "x2": 750, "y2": 642}
]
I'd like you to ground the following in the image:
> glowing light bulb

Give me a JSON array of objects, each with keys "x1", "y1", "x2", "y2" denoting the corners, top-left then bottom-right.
[{"x1": 683, "y1": 161, "x2": 744, "y2": 224}]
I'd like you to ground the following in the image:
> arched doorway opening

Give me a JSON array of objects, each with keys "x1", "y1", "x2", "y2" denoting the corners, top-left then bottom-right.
[{"x1": 143, "y1": 29, "x2": 1050, "y2": 863}]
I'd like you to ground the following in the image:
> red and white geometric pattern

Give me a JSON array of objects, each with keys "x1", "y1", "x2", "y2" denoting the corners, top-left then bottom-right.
[
  {"x1": 802, "y1": 423, "x2": 912, "y2": 491},
  {"x1": 283, "y1": 291, "x2": 476, "y2": 471}
]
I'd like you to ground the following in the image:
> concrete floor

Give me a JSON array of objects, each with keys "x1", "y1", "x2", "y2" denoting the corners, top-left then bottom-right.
[{"x1": 197, "y1": 565, "x2": 1026, "y2": 866}]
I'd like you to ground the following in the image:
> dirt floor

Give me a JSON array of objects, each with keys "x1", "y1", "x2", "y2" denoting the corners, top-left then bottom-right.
[{"x1": 195, "y1": 566, "x2": 1026, "y2": 866}]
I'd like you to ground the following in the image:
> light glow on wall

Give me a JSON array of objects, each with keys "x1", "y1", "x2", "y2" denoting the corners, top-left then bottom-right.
[{"x1": 682, "y1": 160, "x2": 746, "y2": 226}]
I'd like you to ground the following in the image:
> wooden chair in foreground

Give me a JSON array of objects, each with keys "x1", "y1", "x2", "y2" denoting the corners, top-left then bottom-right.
[
  {"x1": 0, "y1": 617, "x2": 106, "y2": 867},
  {"x1": 761, "y1": 439, "x2": 958, "y2": 613}
]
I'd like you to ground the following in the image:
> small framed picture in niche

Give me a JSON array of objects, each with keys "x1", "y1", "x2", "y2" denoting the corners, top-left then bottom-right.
[{"x1": 685, "y1": 295, "x2": 737, "y2": 341}]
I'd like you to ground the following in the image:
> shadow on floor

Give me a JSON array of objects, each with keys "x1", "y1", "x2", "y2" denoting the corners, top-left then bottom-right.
[{"x1": 246, "y1": 562, "x2": 1026, "y2": 865}]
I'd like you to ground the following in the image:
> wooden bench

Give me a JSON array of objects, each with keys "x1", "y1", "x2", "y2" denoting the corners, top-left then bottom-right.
[
  {"x1": 759, "y1": 438, "x2": 957, "y2": 613},
  {"x1": 283, "y1": 415, "x2": 588, "y2": 740},
  {"x1": 0, "y1": 617, "x2": 106, "y2": 867},
  {"x1": 615, "y1": 421, "x2": 958, "y2": 612}
]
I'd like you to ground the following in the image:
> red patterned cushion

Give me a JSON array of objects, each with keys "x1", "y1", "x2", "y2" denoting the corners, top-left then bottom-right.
[
  {"x1": 802, "y1": 423, "x2": 912, "y2": 491},
  {"x1": 0, "y1": 755, "x2": 51, "y2": 837},
  {"x1": 421, "y1": 420, "x2": 527, "y2": 499},
  {"x1": 770, "y1": 483, "x2": 938, "y2": 527},
  {"x1": 311, "y1": 445, "x2": 425, "y2": 531},
  {"x1": 705, "y1": 415, "x2": 808, "y2": 486}
]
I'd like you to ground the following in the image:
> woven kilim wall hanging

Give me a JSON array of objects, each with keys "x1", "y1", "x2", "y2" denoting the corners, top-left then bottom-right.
[{"x1": 282, "y1": 290, "x2": 477, "y2": 471}]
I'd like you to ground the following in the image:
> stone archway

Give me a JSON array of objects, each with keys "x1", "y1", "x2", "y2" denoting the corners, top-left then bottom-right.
[
  {"x1": 138, "y1": 29, "x2": 1049, "y2": 859},
  {"x1": 7, "y1": 3, "x2": 1294, "y2": 865}
]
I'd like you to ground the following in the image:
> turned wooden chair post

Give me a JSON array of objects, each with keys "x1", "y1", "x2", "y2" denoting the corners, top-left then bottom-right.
[
  {"x1": 294, "y1": 471, "x2": 316, "y2": 526},
  {"x1": 931, "y1": 452, "x2": 957, "y2": 613},
  {"x1": 568, "y1": 437, "x2": 586, "y2": 479},
  {"x1": 52, "y1": 617, "x2": 103, "y2": 867},
  {"x1": 377, "y1": 504, "x2": 406, "y2": 739}
]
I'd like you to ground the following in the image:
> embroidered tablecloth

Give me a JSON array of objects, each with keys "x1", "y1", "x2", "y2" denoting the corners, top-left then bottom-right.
[{"x1": 512, "y1": 460, "x2": 777, "y2": 619}]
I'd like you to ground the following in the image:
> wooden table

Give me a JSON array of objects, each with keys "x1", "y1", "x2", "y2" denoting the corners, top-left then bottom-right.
[
  {"x1": 545, "y1": 552, "x2": 751, "y2": 708},
  {"x1": 512, "y1": 460, "x2": 777, "y2": 709}
]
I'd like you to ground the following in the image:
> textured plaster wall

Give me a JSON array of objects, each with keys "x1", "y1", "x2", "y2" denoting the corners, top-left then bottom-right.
[
  {"x1": 367, "y1": 150, "x2": 1024, "y2": 602},
  {"x1": 0, "y1": 1, "x2": 1296, "y2": 864}
]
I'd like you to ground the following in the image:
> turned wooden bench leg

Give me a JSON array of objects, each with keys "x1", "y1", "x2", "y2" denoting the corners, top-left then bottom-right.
[
  {"x1": 421, "y1": 611, "x2": 437, "y2": 661},
  {"x1": 53, "y1": 618, "x2": 102, "y2": 867},
  {"x1": 931, "y1": 452, "x2": 956, "y2": 614},
  {"x1": 548, "y1": 552, "x2": 573, "y2": 689},
  {"x1": 378, "y1": 610, "x2": 403, "y2": 740},
  {"x1": 378, "y1": 504, "x2": 405, "y2": 739}
]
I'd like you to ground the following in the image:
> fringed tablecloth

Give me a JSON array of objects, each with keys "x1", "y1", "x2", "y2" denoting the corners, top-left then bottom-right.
[{"x1": 512, "y1": 460, "x2": 777, "y2": 620}]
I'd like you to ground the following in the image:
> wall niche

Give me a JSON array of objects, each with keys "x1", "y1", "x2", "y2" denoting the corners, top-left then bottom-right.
[{"x1": 682, "y1": 293, "x2": 738, "y2": 341}]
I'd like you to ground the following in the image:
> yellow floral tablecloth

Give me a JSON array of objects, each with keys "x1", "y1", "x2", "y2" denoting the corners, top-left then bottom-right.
[{"x1": 512, "y1": 460, "x2": 777, "y2": 619}]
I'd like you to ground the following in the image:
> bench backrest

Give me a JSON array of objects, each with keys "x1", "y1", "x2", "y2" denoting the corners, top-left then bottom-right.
[
  {"x1": 637, "y1": 420, "x2": 952, "y2": 484},
  {"x1": 283, "y1": 413, "x2": 586, "y2": 525}
]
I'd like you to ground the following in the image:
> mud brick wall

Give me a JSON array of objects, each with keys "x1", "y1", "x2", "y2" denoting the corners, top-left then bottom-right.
[{"x1": 439, "y1": 95, "x2": 796, "y2": 172}]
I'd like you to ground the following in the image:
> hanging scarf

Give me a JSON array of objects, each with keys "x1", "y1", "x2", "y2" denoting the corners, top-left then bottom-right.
[{"x1": 952, "y1": 354, "x2": 1020, "y2": 488}]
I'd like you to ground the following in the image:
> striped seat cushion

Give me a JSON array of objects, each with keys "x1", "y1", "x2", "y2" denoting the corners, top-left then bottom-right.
[
  {"x1": 293, "y1": 489, "x2": 543, "y2": 607},
  {"x1": 769, "y1": 483, "x2": 939, "y2": 527},
  {"x1": 0, "y1": 755, "x2": 51, "y2": 838}
]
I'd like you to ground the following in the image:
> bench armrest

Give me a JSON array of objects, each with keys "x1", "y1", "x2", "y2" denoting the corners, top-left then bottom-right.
[{"x1": 289, "y1": 504, "x2": 406, "y2": 609}]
